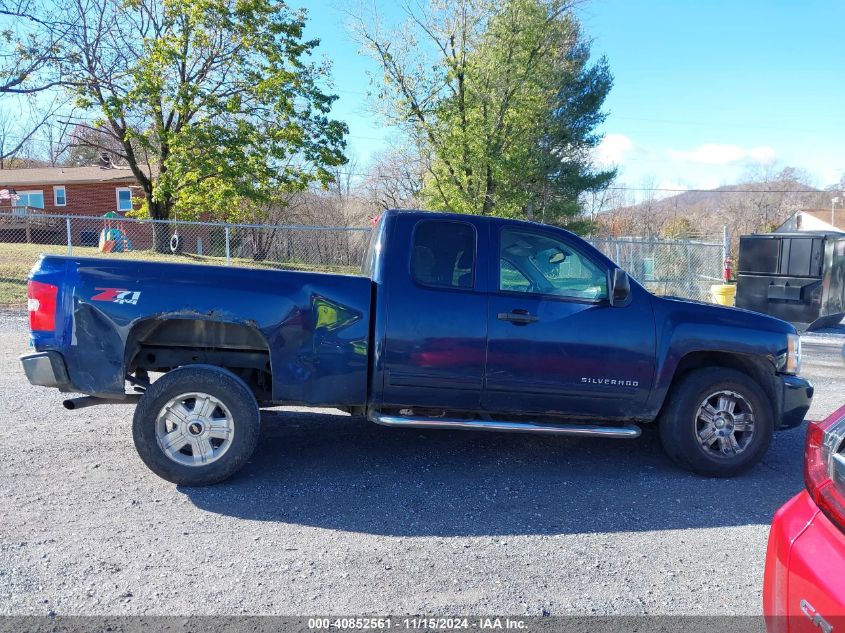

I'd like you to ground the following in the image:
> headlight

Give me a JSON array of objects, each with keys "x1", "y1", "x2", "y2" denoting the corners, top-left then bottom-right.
[{"x1": 782, "y1": 333, "x2": 802, "y2": 375}]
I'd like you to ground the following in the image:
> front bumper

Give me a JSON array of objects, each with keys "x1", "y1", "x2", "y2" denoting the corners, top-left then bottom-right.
[
  {"x1": 778, "y1": 374, "x2": 813, "y2": 430},
  {"x1": 20, "y1": 351, "x2": 71, "y2": 389}
]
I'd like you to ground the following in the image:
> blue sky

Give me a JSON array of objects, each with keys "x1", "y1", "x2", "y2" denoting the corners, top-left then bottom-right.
[{"x1": 299, "y1": 0, "x2": 845, "y2": 197}]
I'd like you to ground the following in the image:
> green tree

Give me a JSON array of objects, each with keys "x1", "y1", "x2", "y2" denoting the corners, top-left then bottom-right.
[
  {"x1": 58, "y1": 0, "x2": 347, "y2": 250},
  {"x1": 354, "y1": 0, "x2": 612, "y2": 230}
]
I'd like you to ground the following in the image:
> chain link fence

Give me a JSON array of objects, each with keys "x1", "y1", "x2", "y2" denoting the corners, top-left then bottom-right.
[
  {"x1": 0, "y1": 211, "x2": 371, "y2": 312},
  {"x1": 0, "y1": 211, "x2": 724, "y2": 312},
  {"x1": 588, "y1": 237, "x2": 725, "y2": 302}
]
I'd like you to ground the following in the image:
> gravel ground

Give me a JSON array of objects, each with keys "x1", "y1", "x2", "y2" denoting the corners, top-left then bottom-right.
[{"x1": 1, "y1": 309, "x2": 843, "y2": 616}]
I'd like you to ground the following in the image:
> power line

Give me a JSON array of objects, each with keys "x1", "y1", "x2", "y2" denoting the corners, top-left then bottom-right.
[
  {"x1": 605, "y1": 187, "x2": 831, "y2": 194},
  {"x1": 332, "y1": 170, "x2": 834, "y2": 194}
]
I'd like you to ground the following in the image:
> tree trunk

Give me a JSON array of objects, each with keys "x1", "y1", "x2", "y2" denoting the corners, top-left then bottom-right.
[
  {"x1": 250, "y1": 228, "x2": 272, "y2": 261},
  {"x1": 147, "y1": 197, "x2": 172, "y2": 254},
  {"x1": 482, "y1": 165, "x2": 495, "y2": 215}
]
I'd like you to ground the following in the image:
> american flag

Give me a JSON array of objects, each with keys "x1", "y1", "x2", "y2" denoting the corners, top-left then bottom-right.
[{"x1": 0, "y1": 189, "x2": 20, "y2": 202}]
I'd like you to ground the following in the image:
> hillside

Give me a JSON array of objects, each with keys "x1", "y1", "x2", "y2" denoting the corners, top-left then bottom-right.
[{"x1": 600, "y1": 175, "x2": 833, "y2": 242}]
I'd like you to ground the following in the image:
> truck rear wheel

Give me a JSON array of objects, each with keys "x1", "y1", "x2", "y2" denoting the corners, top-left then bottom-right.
[
  {"x1": 132, "y1": 365, "x2": 260, "y2": 486},
  {"x1": 658, "y1": 367, "x2": 773, "y2": 477}
]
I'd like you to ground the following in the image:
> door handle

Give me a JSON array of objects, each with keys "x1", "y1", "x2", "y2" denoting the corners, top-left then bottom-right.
[{"x1": 498, "y1": 310, "x2": 539, "y2": 324}]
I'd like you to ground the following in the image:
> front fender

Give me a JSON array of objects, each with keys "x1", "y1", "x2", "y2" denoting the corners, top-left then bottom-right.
[{"x1": 646, "y1": 299, "x2": 792, "y2": 414}]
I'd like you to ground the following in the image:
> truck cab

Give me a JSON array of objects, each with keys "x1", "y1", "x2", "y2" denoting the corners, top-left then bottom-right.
[{"x1": 367, "y1": 211, "x2": 656, "y2": 421}]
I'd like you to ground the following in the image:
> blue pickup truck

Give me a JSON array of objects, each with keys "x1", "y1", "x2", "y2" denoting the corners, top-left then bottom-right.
[{"x1": 21, "y1": 210, "x2": 813, "y2": 485}]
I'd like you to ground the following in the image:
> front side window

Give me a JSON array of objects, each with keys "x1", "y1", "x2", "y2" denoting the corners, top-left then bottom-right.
[
  {"x1": 116, "y1": 187, "x2": 133, "y2": 211},
  {"x1": 411, "y1": 220, "x2": 476, "y2": 289},
  {"x1": 18, "y1": 190, "x2": 44, "y2": 209},
  {"x1": 500, "y1": 259, "x2": 532, "y2": 293},
  {"x1": 498, "y1": 227, "x2": 608, "y2": 301},
  {"x1": 53, "y1": 186, "x2": 66, "y2": 206}
]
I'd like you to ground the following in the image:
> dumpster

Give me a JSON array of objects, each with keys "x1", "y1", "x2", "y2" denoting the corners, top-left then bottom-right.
[{"x1": 735, "y1": 232, "x2": 845, "y2": 330}]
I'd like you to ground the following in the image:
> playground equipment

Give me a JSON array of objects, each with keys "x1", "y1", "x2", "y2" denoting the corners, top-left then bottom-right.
[{"x1": 98, "y1": 212, "x2": 133, "y2": 253}]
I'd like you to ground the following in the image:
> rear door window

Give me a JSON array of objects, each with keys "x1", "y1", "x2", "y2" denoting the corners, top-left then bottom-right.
[{"x1": 411, "y1": 220, "x2": 476, "y2": 289}]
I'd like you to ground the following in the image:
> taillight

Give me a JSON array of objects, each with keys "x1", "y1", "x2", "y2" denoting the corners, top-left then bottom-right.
[
  {"x1": 27, "y1": 280, "x2": 58, "y2": 332},
  {"x1": 804, "y1": 404, "x2": 845, "y2": 533}
]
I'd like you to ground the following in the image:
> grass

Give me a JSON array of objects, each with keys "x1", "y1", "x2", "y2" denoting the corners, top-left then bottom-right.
[{"x1": 0, "y1": 242, "x2": 361, "y2": 307}]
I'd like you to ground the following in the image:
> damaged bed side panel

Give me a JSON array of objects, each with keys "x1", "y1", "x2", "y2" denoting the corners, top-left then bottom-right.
[{"x1": 32, "y1": 256, "x2": 372, "y2": 406}]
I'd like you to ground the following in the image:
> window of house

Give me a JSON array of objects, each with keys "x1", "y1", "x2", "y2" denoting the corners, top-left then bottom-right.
[
  {"x1": 17, "y1": 190, "x2": 45, "y2": 210},
  {"x1": 116, "y1": 187, "x2": 133, "y2": 212},
  {"x1": 53, "y1": 186, "x2": 66, "y2": 207},
  {"x1": 411, "y1": 220, "x2": 476, "y2": 289},
  {"x1": 498, "y1": 227, "x2": 608, "y2": 301}
]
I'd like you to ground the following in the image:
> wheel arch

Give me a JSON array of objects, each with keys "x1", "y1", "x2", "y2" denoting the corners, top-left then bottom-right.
[
  {"x1": 124, "y1": 317, "x2": 273, "y2": 401},
  {"x1": 657, "y1": 350, "x2": 778, "y2": 420}
]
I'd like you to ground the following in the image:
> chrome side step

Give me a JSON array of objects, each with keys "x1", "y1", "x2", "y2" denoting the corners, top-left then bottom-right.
[{"x1": 370, "y1": 413, "x2": 641, "y2": 438}]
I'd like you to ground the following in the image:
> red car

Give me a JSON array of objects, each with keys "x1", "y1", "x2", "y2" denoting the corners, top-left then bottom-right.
[{"x1": 764, "y1": 404, "x2": 845, "y2": 632}]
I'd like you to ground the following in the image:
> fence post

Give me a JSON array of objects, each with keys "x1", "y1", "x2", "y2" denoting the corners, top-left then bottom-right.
[
  {"x1": 224, "y1": 226, "x2": 231, "y2": 266},
  {"x1": 66, "y1": 217, "x2": 72, "y2": 256},
  {"x1": 722, "y1": 225, "x2": 729, "y2": 264}
]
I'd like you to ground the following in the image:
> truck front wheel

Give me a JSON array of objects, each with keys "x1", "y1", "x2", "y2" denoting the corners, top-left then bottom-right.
[
  {"x1": 658, "y1": 367, "x2": 773, "y2": 477},
  {"x1": 132, "y1": 365, "x2": 260, "y2": 486}
]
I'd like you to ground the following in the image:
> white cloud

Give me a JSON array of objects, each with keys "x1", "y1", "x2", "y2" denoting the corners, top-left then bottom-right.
[
  {"x1": 669, "y1": 143, "x2": 776, "y2": 165},
  {"x1": 595, "y1": 133, "x2": 633, "y2": 165}
]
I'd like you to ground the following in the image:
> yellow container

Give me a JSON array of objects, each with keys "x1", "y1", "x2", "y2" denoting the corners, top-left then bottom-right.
[{"x1": 710, "y1": 283, "x2": 736, "y2": 306}]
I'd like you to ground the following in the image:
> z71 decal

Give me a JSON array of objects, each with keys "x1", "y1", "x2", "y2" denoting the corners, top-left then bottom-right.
[{"x1": 91, "y1": 288, "x2": 141, "y2": 306}]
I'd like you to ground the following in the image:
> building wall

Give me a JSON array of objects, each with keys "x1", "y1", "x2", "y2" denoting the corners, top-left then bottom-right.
[
  {"x1": 0, "y1": 179, "x2": 149, "y2": 247},
  {"x1": 1, "y1": 176, "x2": 216, "y2": 254},
  {"x1": 0, "y1": 180, "x2": 141, "y2": 217}
]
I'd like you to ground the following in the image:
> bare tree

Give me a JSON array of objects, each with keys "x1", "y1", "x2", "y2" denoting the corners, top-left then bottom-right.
[
  {"x1": 0, "y1": 103, "x2": 60, "y2": 167},
  {"x1": 347, "y1": 0, "x2": 486, "y2": 206},
  {"x1": 362, "y1": 144, "x2": 426, "y2": 212},
  {"x1": 0, "y1": 97, "x2": 60, "y2": 167},
  {"x1": 0, "y1": 0, "x2": 69, "y2": 95},
  {"x1": 0, "y1": 0, "x2": 75, "y2": 167},
  {"x1": 35, "y1": 114, "x2": 79, "y2": 166},
  {"x1": 717, "y1": 164, "x2": 815, "y2": 236},
  {"x1": 61, "y1": 123, "x2": 128, "y2": 166}
]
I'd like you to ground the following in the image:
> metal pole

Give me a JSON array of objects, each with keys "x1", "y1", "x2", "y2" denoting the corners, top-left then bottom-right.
[
  {"x1": 224, "y1": 226, "x2": 231, "y2": 266},
  {"x1": 66, "y1": 217, "x2": 72, "y2": 256},
  {"x1": 722, "y1": 225, "x2": 728, "y2": 265}
]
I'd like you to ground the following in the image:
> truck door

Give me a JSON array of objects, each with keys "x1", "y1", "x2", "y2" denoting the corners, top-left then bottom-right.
[
  {"x1": 379, "y1": 217, "x2": 489, "y2": 411},
  {"x1": 483, "y1": 225, "x2": 655, "y2": 419}
]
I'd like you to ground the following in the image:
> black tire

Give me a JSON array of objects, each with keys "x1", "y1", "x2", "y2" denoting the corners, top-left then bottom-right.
[
  {"x1": 132, "y1": 364, "x2": 260, "y2": 485},
  {"x1": 169, "y1": 233, "x2": 182, "y2": 254},
  {"x1": 658, "y1": 367, "x2": 773, "y2": 477}
]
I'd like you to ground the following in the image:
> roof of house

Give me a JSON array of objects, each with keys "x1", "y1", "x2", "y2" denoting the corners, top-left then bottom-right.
[
  {"x1": 798, "y1": 208, "x2": 845, "y2": 231},
  {"x1": 0, "y1": 165, "x2": 151, "y2": 186}
]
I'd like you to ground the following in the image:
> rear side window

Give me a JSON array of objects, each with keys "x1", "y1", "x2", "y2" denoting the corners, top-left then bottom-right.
[{"x1": 411, "y1": 220, "x2": 476, "y2": 289}]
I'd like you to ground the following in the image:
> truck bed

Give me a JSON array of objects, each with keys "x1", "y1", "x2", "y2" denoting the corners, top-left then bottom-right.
[{"x1": 28, "y1": 255, "x2": 373, "y2": 406}]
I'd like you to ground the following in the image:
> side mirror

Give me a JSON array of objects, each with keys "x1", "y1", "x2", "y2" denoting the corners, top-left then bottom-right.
[{"x1": 609, "y1": 268, "x2": 631, "y2": 307}]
